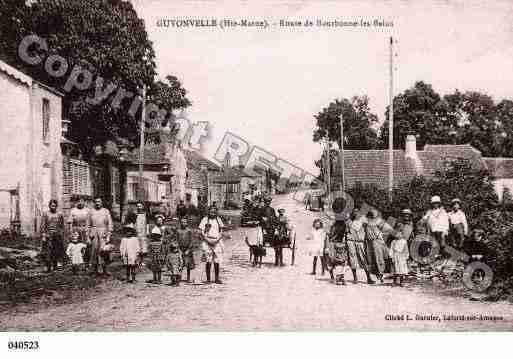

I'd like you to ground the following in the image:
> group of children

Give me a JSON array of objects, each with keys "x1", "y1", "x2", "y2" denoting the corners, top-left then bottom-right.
[
  {"x1": 305, "y1": 211, "x2": 410, "y2": 286},
  {"x1": 119, "y1": 216, "x2": 199, "y2": 285}
]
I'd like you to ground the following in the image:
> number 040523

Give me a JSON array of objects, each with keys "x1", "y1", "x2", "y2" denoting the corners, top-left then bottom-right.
[{"x1": 7, "y1": 341, "x2": 39, "y2": 350}]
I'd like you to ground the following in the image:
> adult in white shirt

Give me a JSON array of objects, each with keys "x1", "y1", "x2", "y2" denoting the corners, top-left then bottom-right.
[
  {"x1": 198, "y1": 206, "x2": 225, "y2": 284},
  {"x1": 447, "y1": 198, "x2": 468, "y2": 249},
  {"x1": 421, "y1": 195, "x2": 449, "y2": 248}
]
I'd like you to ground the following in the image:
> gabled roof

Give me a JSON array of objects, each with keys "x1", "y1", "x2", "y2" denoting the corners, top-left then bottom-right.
[
  {"x1": 183, "y1": 149, "x2": 221, "y2": 171},
  {"x1": 0, "y1": 59, "x2": 32, "y2": 86},
  {"x1": 333, "y1": 143, "x2": 485, "y2": 188},
  {"x1": 483, "y1": 157, "x2": 513, "y2": 179}
]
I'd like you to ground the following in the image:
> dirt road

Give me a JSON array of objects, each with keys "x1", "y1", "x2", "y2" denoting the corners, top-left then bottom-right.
[{"x1": 1, "y1": 193, "x2": 512, "y2": 331}]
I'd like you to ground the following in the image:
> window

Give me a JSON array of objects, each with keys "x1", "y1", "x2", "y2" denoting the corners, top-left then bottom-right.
[{"x1": 42, "y1": 98, "x2": 50, "y2": 143}]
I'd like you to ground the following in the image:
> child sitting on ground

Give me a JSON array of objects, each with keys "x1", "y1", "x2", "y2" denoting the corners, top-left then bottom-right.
[
  {"x1": 66, "y1": 231, "x2": 87, "y2": 275},
  {"x1": 245, "y1": 220, "x2": 265, "y2": 267},
  {"x1": 119, "y1": 223, "x2": 141, "y2": 283}
]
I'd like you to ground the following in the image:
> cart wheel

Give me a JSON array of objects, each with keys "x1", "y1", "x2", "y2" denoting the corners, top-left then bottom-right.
[{"x1": 291, "y1": 232, "x2": 296, "y2": 266}]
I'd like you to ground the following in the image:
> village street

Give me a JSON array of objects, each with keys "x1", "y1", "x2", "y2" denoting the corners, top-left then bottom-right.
[{"x1": 1, "y1": 193, "x2": 512, "y2": 331}]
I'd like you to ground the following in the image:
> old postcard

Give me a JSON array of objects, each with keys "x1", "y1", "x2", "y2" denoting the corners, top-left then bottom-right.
[{"x1": 1, "y1": 0, "x2": 513, "y2": 342}]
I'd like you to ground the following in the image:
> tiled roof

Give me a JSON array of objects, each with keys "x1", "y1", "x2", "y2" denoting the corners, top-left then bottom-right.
[
  {"x1": 125, "y1": 143, "x2": 169, "y2": 164},
  {"x1": 333, "y1": 143, "x2": 485, "y2": 189},
  {"x1": 183, "y1": 149, "x2": 221, "y2": 172},
  {"x1": 483, "y1": 158, "x2": 513, "y2": 179},
  {"x1": 333, "y1": 150, "x2": 418, "y2": 188}
]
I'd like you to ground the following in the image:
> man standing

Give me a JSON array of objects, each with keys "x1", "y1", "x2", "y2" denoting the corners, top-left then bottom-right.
[
  {"x1": 421, "y1": 195, "x2": 449, "y2": 249},
  {"x1": 448, "y1": 198, "x2": 468, "y2": 249},
  {"x1": 176, "y1": 200, "x2": 187, "y2": 220},
  {"x1": 67, "y1": 196, "x2": 91, "y2": 264},
  {"x1": 89, "y1": 198, "x2": 113, "y2": 276},
  {"x1": 198, "y1": 206, "x2": 225, "y2": 284}
]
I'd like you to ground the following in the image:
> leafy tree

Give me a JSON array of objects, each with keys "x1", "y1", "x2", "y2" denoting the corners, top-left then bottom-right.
[
  {"x1": 313, "y1": 96, "x2": 379, "y2": 179},
  {"x1": 313, "y1": 95, "x2": 379, "y2": 150},
  {"x1": 0, "y1": 0, "x2": 30, "y2": 66},
  {"x1": 379, "y1": 81, "x2": 455, "y2": 149},
  {"x1": 22, "y1": 0, "x2": 159, "y2": 155}
]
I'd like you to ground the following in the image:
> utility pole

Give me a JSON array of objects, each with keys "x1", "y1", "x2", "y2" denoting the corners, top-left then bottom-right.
[
  {"x1": 339, "y1": 113, "x2": 345, "y2": 194},
  {"x1": 138, "y1": 85, "x2": 146, "y2": 201},
  {"x1": 388, "y1": 36, "x2": 394, "y2": 201},
  {"x1": 326, "y1": 140, "x2": 332, "y2": 209}
]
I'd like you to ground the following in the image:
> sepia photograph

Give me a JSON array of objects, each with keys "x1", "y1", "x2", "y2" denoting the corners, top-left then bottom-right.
[{"x1": 1, "y1": 0, "x2": 513, "y2": 347}]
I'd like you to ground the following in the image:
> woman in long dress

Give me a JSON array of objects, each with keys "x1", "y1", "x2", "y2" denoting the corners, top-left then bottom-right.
[
  {"x1": 40, "y1": 199, "x2": 65, "y2": 272},
  {"x1": 366, "y1": 209, "x2": 393, "y2": 284}
]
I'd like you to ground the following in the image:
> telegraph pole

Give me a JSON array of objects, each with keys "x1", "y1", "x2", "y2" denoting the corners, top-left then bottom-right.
[
  {"x1": 339, "y1": 113, "x2": 345, "y2": 194},
  {"x1": 388, "y1": 36, "x2": 394, "y2": 201},
  {"x1": 138, "y1": 85, "x2": 146, "y2": 201}
]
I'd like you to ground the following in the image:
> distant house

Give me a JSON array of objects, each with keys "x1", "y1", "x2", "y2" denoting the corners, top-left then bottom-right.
[
  {"x1": 183, "y1": 149, "x2": 221, "y2": 208},
  {"x1": 333, "y1": 134, "x2": 486, "y2": 192},
  {"x1": 124, "y1": 142, "x2": 178, "y2": 217},
  {"x1": 483, "y1": 158, "x2": 513, "y2": 201},
  {"x1": 210, "y1": 167, "x2": 258, "y2": 208}
]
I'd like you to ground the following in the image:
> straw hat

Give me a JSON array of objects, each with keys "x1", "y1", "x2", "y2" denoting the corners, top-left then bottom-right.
[{"x1": 430, "y1": 195, "x2": 441, "y2": 203}]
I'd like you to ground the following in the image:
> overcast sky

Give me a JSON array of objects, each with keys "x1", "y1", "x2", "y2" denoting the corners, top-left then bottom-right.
[{"x1": 131, "y1": 0, "x2": 513, "y2": 173}]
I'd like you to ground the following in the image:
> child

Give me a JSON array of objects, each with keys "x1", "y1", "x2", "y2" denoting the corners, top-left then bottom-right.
[
  {"x1": 325, "y1": 219, "x2": 348, "y2": 285},
  {"x1": 176, "y1": 217, "x2": 195, "y2": 283},
  {"x1": 147, "y1": 230, "x2": 165, "y2": 284},
  {"x1": 66, "y1": 231, "x2": 87, "y2": 275},
  {"x1": 306, "y1": 218, "x2": 327, "y2": 275},
  {"x1": 163, "y1": 227, "x2": 183, "y2": 286},
  {"x1": 119, "y1": 223, "x2": 141, "y2": 283},
  {"x1": 389, "y1": 223, "x2": 409, "y2": 286},
  {"x1": 245, "y1": 220, "x2": 265, "y2": 267}
]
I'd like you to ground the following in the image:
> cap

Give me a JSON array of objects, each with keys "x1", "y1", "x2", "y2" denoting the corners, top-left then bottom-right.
[
  {"x1": 401, "y1": 209, "x2": 413, "y2": 215},
  {"x1": 430, "y1": 195, "x2": 441, "y2": 203},
  {"x1": 451, "y1": 198, "x2": 461, "y2": 204}
]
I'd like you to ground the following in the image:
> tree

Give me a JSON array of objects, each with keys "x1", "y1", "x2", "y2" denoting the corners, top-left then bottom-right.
[
  {"x1": 0, "y1": 0, "x2": 30, "y2": 66},
  {"x1": 379, "y1": 81, "x2": 513, "y2": 157},
  {"x1": 379, "y1": 81, "x2": 454, "y2": 149},
  {"x1": 313, "y1": 95, "x2": 379, "y2": 150},
  {"x1": 2, "y1": 0, "x2": 188, "y2": 156}
]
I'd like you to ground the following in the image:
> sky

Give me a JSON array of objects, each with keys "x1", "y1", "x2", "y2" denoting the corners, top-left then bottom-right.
[{"x1": 130, "y1": 0, "x2": 513, "y2": 174}]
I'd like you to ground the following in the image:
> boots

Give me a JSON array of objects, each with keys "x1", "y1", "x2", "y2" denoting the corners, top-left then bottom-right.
[
  {"x1": 310, "y1": 257, "x2": 317, "y2": 275},
  {"x1": 321, "y1": 257, "x2": 326, "y2": 276},
  {"x1": 174, "y1": 274, "x2": 181, "y2": 286},
  {"x1": 214, "y1": 263, "x2": 222, "y2": 284},
  {"x1": 365, "y1": 271, "x2": 375, "y2": 285},
  {"x1": 399, "y1": 275, "x2": 404, "y2": 287},
  {"x1": 274, "y1": 249, "x2": 279, "y2": 266},
  {"x1": 130, "y1": 265, "x2": 136, "y2": 283},
  {"x1": 126, "y1": 266, "x2": 131, "y2": 282},
  {"x1": 352, "y1": 269, "x2": 358, "y2": 284},
  {"x1": 329, "y1": 269, "x2": 335, "y2": 281},
  {"x1": 377, "y1": 274, "x2": 384, "y2": 284},
  {"x1": 157, "y1": 271, "x2": 162, "y2": 284},
  {"x1": 186, "y1": 268, "x2": 191, "y2": 283},
  {"x1": 393, "y1": 275, "x2": 399, "y2": 286},
  {"x1": 205, "y1": 263, "x2": 211, "y2": 283},
  {"x1": 279, "y1": 249, "x2": 285, "y2": 266},
  {"x1": 335, "y1": 274, "x2": 346, "y2": 285}
]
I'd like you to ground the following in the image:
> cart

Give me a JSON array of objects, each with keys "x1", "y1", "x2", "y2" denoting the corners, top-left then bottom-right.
[{"x1": 261, "y1": 222, "x2": 297, "y2": 265}]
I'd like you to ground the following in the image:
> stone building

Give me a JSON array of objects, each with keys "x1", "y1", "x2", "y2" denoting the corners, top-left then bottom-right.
[{"x1": 0, "y1": 60, "x2": 64, "y2": 235}]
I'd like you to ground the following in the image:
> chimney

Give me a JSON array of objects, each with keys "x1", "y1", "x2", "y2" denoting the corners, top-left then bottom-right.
[
  {"x1": 405, "y1": 134, "x2": 424, "y2": 175},
  {"x1": 405, "y1": 135, "x2": 417, "y2": 159}
]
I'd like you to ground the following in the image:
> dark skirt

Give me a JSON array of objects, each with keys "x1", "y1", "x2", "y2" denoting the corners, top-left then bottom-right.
[{"x1": 41, "y1": 233, "x2": 65, "y2": 263}]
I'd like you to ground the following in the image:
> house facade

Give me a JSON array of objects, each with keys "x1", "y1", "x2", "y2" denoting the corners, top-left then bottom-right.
[
  {"x1": 0, "y1": 60, "x2": 64, "y2": 235},
  {"x1": 483, "y1": 157, "x2": 513, "y2": 201},
  {"x1": 184, "y1": 149, "x2": 221, "y2": 208}
]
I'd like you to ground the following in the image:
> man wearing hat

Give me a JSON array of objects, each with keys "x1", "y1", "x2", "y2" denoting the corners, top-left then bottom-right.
[
  {"x1": 421, "y1": 195, "x2": 449, "y2": 249},
  {"x1": 399, "y1": 209, "x2": 415, "y2": 242},
  {"x1": 198, "y1": 206, "x2": 225, "y2": 283},
  {"x1": 448, "y1": 198, "x2": 468, "y2": 249}
]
